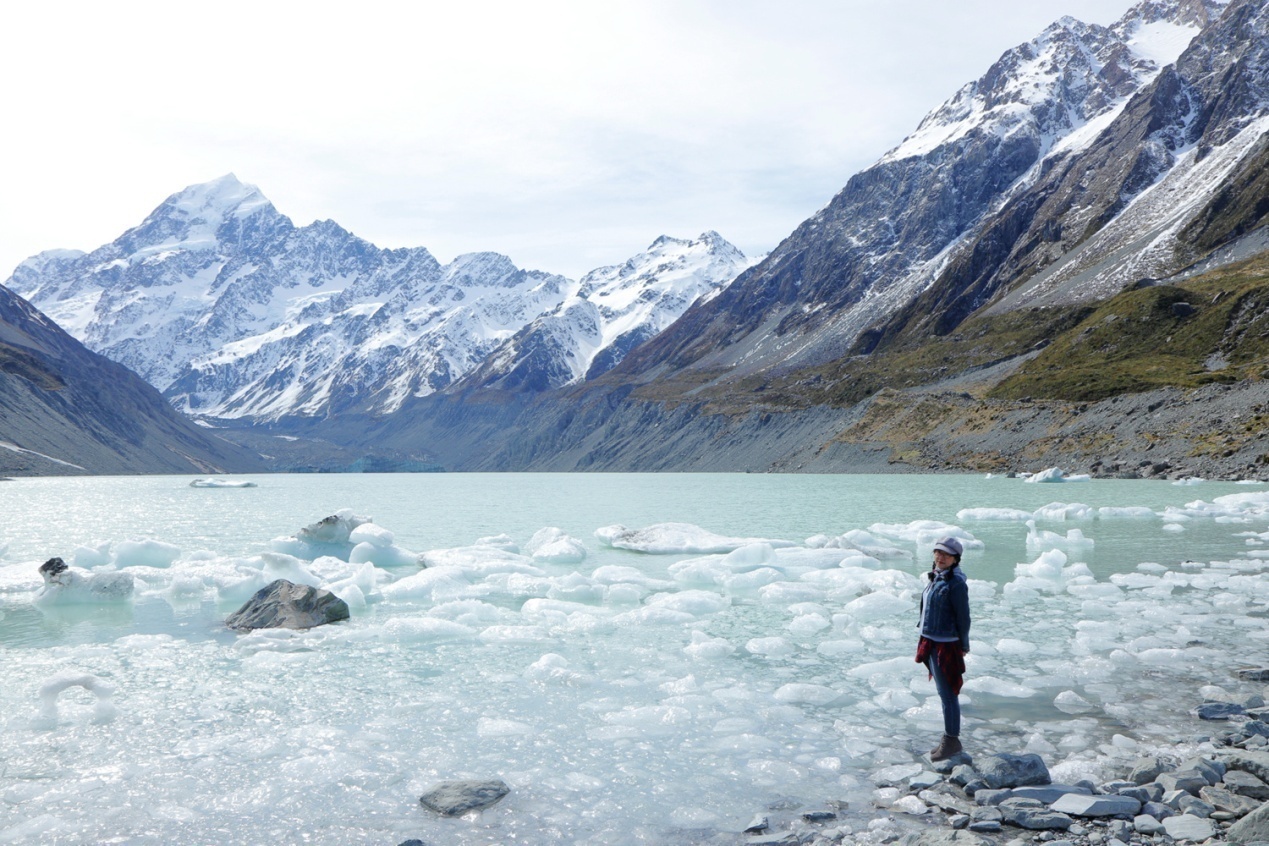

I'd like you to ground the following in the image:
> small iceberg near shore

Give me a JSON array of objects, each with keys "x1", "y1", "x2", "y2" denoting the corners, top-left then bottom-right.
[
  {"x1": 1022, "y1": 467, "x2": 1091, "y2": 483},
  {"x1": 190, "y1": 478, "x2": 258, "y2": 488}
]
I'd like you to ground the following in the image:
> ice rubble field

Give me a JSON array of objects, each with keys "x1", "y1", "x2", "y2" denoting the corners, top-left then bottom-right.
[{"x1": 1, "y1": 477, "x2": 1269, "y2": 844}]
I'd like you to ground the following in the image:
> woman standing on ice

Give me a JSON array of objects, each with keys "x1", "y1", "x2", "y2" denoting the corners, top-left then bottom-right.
[{"x1": 915, "y1": 536, "x2": 970, "y2": 761}]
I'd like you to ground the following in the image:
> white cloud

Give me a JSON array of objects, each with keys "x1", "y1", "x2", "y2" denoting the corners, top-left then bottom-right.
[{"x1": 0, "y1": 0, "x2": 1135, "y2": 279}]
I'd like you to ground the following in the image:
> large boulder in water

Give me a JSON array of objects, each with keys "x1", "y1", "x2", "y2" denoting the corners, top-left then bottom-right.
[
  {"x1": 418, "y1": 779, "x2": 510, "y2": 816},
  {"x1": 225, "y1": 579, "x2": 349, "y2": 631},
  {"x1": 976, "y1": 753, "x2": 1051, "y2": 789}
]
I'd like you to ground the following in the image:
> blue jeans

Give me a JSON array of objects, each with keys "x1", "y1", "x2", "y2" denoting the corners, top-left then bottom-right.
[{"x1": 927, "y1": 652, "x2": 960, "y2": 737}]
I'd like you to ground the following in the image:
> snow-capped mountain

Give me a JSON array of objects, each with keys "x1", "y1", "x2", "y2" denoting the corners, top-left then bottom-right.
[
  {"x1": 459, "y1": 232, "x2": 754, "y2": 392},
  {"x1": 616, "y1": 0, "x2": 1231, "y2": 381},
  {"x1": 7, "y1": 176, "x2": 748, "y2": 421}
]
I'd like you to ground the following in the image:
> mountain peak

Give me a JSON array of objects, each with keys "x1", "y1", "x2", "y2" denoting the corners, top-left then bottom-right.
[{"x1": 163, "y1": 173, "x2": 272, "y2": 221}]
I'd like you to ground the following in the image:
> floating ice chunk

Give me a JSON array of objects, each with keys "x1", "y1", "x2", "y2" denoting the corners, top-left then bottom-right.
[
  {"x1": 875, "y1": 689, "x2": 919, "y2": 712},
  {"x1": 817, "y1": 639, "x2": 864, "y2": 657},
  {"x1": 476, "y1": 534, "x2": 520, "y2": 553},
  {"x1": 962, "y1": 677, "x2": 1035, "y2": 697},
  {"x1": 114, "y1": 539, "x2": 181, "y2": 569},
  {"x1": 380, "y1": 567, "x2": 470, "y2": 603},
  {"x1": 259, "y1": 552, "x2": 322, "y2": 588},
  {"x1": 1098, "y1": 506, "x2": 1158, "y2": 519},
  {"x1": 477, "y1": 718, "x2": 533, "y2": 737},
  {"x1": 1162, "y1": 523, "x2": 1186, "y2": 533},
  {"x1": 349, "y1": 540, "x2": 418, "y2": 568},
  {"x1": 724, "y1": 543, "x2": 777, "y2": 569},
  {"x1": 594, "y1": 522, "x2": 793, "y2": 554},
  {"x1": 272, "y1": 509, "x2": 372, "y2": 560},
  {"x1": 1173, "y1": 477, "x2": 1205, "y2": 486},
  {"x1": 841, "y1": 592, "x2": 915, "y2": 622},
  {"x1": 72, "y1": 542, "x2": 112, "y2": 568},
  {"x1": 746, "y1": 637, "x2": 796, "y2": 657},
  {"x1": 479, "y1": 625, "x2": 552, "y2": 644},
  {"x1": 774, "y1": 683, "x2": 840, "y2": 705},
  {"x1": 526, "y1": 653, "x2": 589, "y2": 685},
  {"x1": 189, "y1": 477, "x2": 257, "y2": 488},
  {"x1": 684, "y1": 631, "x2": 736, "y2": 659},
  {"x1": 788, "y1": 613, "x2": 831, "y2": 637},
  {"x1": 380, "y1": 617, "x2": 475, "y2": 643},
  {"x1": 419, "y1": 545, "x2": 538, "y2": 573},
  {"x1": 645, "y1": 589, "x2": 729, "y2": 617},
  {"x1": 348, "y1": 523, "x2": 395, "y2": 547},
  {"x1": 996, "y1": 638, "x2": 1038, "y2": 655},
  {"x1": 723, "y1": 567, "x2": 786, "y2": 593},
  {"x1": 957, "y1": 507, "x2": 1034, "y2": 521},
  {"x1": 34, "y1": 558, "x2": 134, "y2": 605},
  {"x1": 1025, "y1": 521, "x2": 1095, "y2": 554},
  {"x1": 1034, "y1": 502, "x2": 1095, "y2": 521},
  {"x1": 848, "y1": 656, "x2": 916, "y2": 681},
  {"x1": 525, "y1": 527, "x2": 588, "y2": 564},
  {"x1": 1023, "y1": 467, "x2": 1090, "y2": 483},
  {"x1": 589, "y1": 565, "x2": 674, "y2": 590},
  {"x1": 1137, "y1": 562, "x2": 1167, "y2": 574},
  {"x1": 546, "y1": 573, "x2": 604, "y2": 603},
  {"x1": 35, "y1": 672, "x2": 117, "y2": 728},
  {"x1": 333, "y1": 584, "x2": 367, "y2": 613}
]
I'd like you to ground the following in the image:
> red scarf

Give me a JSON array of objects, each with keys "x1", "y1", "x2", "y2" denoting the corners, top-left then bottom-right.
[{"x1": 915, "y1": 637, "x2": 965, "y2": 695}]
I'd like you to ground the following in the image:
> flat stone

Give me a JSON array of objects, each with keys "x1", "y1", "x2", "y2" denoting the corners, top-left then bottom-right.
[
  {"x1": 744, "y1": 814, "x2": 769, "y2": 833},
  {"x1": 897, "y1": 830, "x2": 993, "y2": 846},
  {"x1": 1129, "y1": 756, "x2": 1173, "y2": 785},
  {"x1": 1117, "y1": 785, "x2": 1153, "y2": 803},
  {"x1": 1011, "y1": 785, "x2": 1092, "y2": 804},
  {"x1": 1176, "y1": 794, "x2": 1215, "y2": 817},
  {"x1": 1196, "y1": 701, "x2": 1247, "y2": 720},
  {"x1": 1159, "y1": 771, "x2": 1210, "y2": 795},
  {"x1": 1227, "y1": 800, "x2": 1269, "y2": 844},
  {"x1": 919, "y1": 787, "x2": 974, "y2": 816},
  {"x1": 930, "y1": 751, "x2": 973, "y2": 773},
  {"x1": 1224, "y1": 769, "x2": 1269, "y2": 801},
  {"x1": 949, "y1": 765, "x2": 977, "y2": 787},
  {"x1": 1201, "y1": 785, "x2": 1262, "y2": 816},
  {"x1": 225, "y1": 578, "x2": 350, "y2": 631},
  {"x1": 1134, "y1": 814, "x2": 1166, "y2": 835},
  {"x1": 1244, "y1": 721, "x2": 1269, "y2": 739},
  {"x1": 999, "y1": 798, "x2": 1072, "y2": 831},
  {"x1": 977, "y1": 754, "x2": 1051, "y2": 789},
  {"x1": 967, "y1": 820, "x2": 1001, "y2": 833},
  {"x1": 1142, "y1": 800, "x2": 1174, "y2": 819},
  {"x1": 974, "y1": 789, "x2": 1013, "y2": 806},
  {"x1": 419, "y1": 779, "x2": 510, "y2": 816},
  {"x1": 1224, "y1": 750, "x2": 1269, "y2": 784},
  {"x1": 950, "y1": 814, "x2": 969, "y2": 829},
  {"x1": 910, "y1": 771, "x2": 944, "y2": 790},
  {"x1": 1162, "y1": 813, "x2": 1215, "y2": 841},
  {"x1": 1050, "y1": 793, "x2": 1142, "y2": 817},
  {"x1": 1237, "y1": 668, "x2": 1269, "y2": 681},
  {"x1": 1178, "y1": 757, "x2": 1224, "y2": 784}
]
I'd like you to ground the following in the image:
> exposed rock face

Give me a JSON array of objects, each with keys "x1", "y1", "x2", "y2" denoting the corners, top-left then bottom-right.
[
  {"x1": 224, "y1": 579, "x2": 350, "y2": 631},
  {"x1": 0, "y1": 284, "x2": 263, "y2": 476},
  {"x1": 418, "y1": 779, "x2": 510, "y2": 816},
  {"x1": 976, "y1": 754, "x2": 1052, "y2": 789}
]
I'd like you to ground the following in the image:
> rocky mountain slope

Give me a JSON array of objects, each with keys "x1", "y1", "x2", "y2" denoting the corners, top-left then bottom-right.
[
  {"x1": 0, "y1": 285, "x2": 265, "y2": 476},
  {"x1": 6, "y1": 177, "x2": 749, "y2": 422}
]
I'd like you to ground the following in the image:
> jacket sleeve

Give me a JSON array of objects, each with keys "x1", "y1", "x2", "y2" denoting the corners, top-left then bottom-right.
[{"x1": 951, "y1": 579, "x2": 971, "y2": 652}]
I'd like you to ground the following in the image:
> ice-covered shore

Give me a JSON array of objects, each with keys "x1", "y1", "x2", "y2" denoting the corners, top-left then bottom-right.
[{"x1": 2, "y1": 485, "x2": 1268, "y2": 844}]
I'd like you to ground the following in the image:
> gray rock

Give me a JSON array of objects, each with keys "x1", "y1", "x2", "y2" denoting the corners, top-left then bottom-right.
[
  {"x1": 919, "y1": 787, "x2": 974, "y2": 816},
  {"x1": 931, "y1": 751, "x2": 973, "y2": 773},
  {"x1": 967, "y1": 820, "x2": 1001, "y2": 833},
  {"x1": 1225, "y1": 750, "x2": 1269, "y2": 784},
  {"x1": 1134, "y1": 813, "x2": 1166, "y2": 834},
  {"x1": 1227, "y1": 800, "x2": 1269, "y2": 843},
  {"x1": 950, "y1": 814, "x2": 970, "y2": 829},
  {"x1": 910, "y1": 771, "x2": 943, "y2": 790},
  {"x1": 1050, "y1": 793, "x2": 1142, "y2": 817},
  {"x1": 1162, "y1": 813, "x2": 1215, "y2": 841},
  {"x1": 971, "y1": 807, "x2": 1004, "y2": 823},
  {"x1": 397, "y1": 841, "x2": 429, "y2": 846},
  {"x1": 1176, "y1": 794, "x2": 1215, "y2": 817},
  {"x1": 744, "y1": 814, "x2": 770, "y2": 833},
  {"x1": 974, "y1": 789, "x2": 1013, "y2": 806},
  {"x1": 1129, "y1": 755, "x2": 1173, "y2": 785},
  {"x1": 1245, "y1": 721, "x2": 1269, "y2": 739},
  {"x1": 1100, "y1": 780, "x2": 1136, "y2": 793},
  {"x1": 1248, "y1": 735, "x2": 1269, "y2": 749},
  {"x1": 950, "y1": 765, "x2": 977, "y2": 787},
  {"x1": 1237, "y1": 668, "x2": 1269, "y2": 682},
  {"x1": 1142, "y1": 800, "x2": 1174, "y2": 819},
  {"x1": 999, "y1": 798, "x2": 1072, "y2": 831},
  {"x1": 1108, "y1": 819, "x2": 1132, "y2": 841},
  {"x1": 1225, "y1": 769, "x2": 1269, "y2": 801},
  {"x1": 746, "y1": 835, "x2": 800, "y2": 846},
  {"x1": 963, "y1": 779, "x2": 987, "y2": 795},
  {"x1": 1201, "y1": 785, "x2": 1262, "y2": 816},
  {"x1": 1117, "y1": 785, "x2": 1153, "y2": 803},
  {"x1": 1178, "y1": 757, "x2": 1225, "y2": 783},
  {"x1": 897, "y1": 830, "x2": 993, "y2": 846},
  {"x1": 1011, "y1": 785, "x2": 1091, "y2": 804},
  {"x1": 1164, "y1": 788, "x2": 1191, "y2": 808},
  {"x1": 977, "y1": 754, "x2": 1051, "y2": 790},
  {"x1": 225, "y1": 579, "x2": 350, "y2": 631},
  {"x1": 1196, "y1": 701, "x2": 1248, "y2": 720},
  {"x1": 1158, "y1": 771, "x2": 1210, "y2": 795},
  {"x1": 803, "y1": 809, "x2": 837, "y2": 823},
  {"x1": 418, "y1": 779, "x2": 510, "y2": 816}
]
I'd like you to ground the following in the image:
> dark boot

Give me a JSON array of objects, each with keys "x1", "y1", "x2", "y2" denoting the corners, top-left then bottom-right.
[{"x1": 930, "y1": 734, "x2": 962, "y2": 761}]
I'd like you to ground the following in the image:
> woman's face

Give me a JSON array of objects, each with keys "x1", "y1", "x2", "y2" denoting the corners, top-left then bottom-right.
[{"x1": 932, "y1": 550, "x2": 957, "y2": 570}]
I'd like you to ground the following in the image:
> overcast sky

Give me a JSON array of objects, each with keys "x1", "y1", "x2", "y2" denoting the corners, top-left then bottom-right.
[{"x1": 1, "y1": 0, "x2": 1137, "y2": 280}]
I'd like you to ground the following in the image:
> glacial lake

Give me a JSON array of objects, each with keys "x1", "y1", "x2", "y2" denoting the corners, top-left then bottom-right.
[{"x1": 1, "y1": 472, "x2": 1267, "y2": 844}]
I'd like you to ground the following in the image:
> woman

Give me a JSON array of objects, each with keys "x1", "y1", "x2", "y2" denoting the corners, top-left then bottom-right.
[{"x1": 915, "y1": 536, "x2": 971, "y2": 761}]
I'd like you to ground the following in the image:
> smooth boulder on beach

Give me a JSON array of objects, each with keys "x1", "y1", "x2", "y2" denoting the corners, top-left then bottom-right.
[{"x1": 225, "y1": 579, "x2": 350, "y2": 631}]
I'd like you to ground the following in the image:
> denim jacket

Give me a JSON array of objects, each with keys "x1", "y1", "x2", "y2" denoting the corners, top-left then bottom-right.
[{"x1": 918, "y1": 565, "x2": 971, "y2": 652}]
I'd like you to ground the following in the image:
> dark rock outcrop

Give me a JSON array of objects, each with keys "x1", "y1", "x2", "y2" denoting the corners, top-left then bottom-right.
[
  {"x1": 418, "y1": 779, "x2": 510, "y2": 816},
  {"x1": 224, "y1": 579, "x2": 349, "y2": 631}
]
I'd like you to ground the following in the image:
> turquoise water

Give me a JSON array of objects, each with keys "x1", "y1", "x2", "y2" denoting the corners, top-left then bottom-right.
[{"x1": 0, "y1": 473, "x2": 1266, "y2": 845}]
